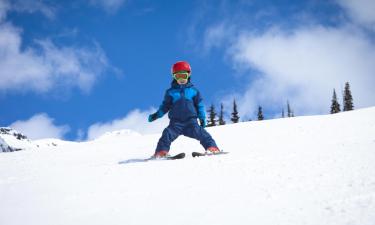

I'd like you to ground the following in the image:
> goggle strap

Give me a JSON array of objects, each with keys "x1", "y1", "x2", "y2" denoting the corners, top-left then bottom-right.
[{"x1": 173, "y1": 70, "x2": 190, "y2": 75}]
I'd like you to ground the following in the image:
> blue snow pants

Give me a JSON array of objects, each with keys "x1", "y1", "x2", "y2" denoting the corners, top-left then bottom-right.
[{"x1": 156, "y1": 118, "x2": 217, "y2": 153}]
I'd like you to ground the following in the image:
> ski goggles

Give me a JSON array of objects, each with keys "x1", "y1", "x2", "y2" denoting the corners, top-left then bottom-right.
[{"x1": 173, "y1": 71, "x2": 190, "y2": 80}]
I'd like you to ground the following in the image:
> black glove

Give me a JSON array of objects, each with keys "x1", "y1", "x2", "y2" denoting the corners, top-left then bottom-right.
[{"x1": 148, "y1": 113, "x2": 158, "y2": 122}]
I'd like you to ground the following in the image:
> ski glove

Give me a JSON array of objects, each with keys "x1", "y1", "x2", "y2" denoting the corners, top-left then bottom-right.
[
  {"x1": 148, "y1": 113, "x2": 158, "y2": 122},
  {"x1": 199, "y1": 118, "x2": 206, "y2": 128}
]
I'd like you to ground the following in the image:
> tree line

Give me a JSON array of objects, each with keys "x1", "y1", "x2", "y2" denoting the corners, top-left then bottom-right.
[{"x1": 206, "y1": 81, "x2": 354, "y2": 127}]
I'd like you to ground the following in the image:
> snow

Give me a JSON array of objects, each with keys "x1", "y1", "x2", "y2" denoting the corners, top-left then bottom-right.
[
  {"x1": 0, "y1": 136, "x2": 10, "y2": 152},
  {"x1": 94, "y1": 129, "x2": 142, "y2": 141},
  {"x1": 0, "y1": 127, "x2": 34, "y2": 151},
  {"x1": 1, "y1": 107, "x2": 375, "y2": 225}
]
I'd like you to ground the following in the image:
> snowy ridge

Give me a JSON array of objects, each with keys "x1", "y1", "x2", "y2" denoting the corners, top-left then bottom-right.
[
  {"x1": 0, "y1": 127, "x2": 74, "y2": 152},
  {"x1": 0, "y1": 107, "x2": 375, "y2": 225},
  {"x1": 32, "y1": 138, "x2": 78, "y2": 149},
  {"x1": 0, "y1": 136, "x2": 13, "y2": 152},
  {"x1": 94, "y1": 129, "x2": 142, "y2": 141},
  {"x1": 0, "y1": 127, "x2": 33, "y2": 152}
]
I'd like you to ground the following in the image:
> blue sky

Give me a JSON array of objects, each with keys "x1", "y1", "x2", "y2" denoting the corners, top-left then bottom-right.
[{"x1": 1, "y1": 0, "x2": 374, "y2": 140}]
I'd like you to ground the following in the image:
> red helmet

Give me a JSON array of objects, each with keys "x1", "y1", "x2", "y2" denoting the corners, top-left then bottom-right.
[{"x1": 171, "y1": 61, "x2": 191, "y2": 74}]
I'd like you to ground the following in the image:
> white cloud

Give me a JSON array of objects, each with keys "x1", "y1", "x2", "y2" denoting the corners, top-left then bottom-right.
[
  {"x1": 203, "y1": 22, "x2": 236, "y2": 53},
  {"x1": 226, "y1": 25, "x2": 375, "y2": 117},
  {"x1": 87, "y1": 108, "x2": 169, "y2": 140},
  {"x1": 10, "y1": 113, "x2": 70, "y2": 140},
  {"x1": 10, "y1": 0, "x2": 56, "y2": 19},
  {"x1": 337, "y1": 0, "x2": 375, "y2": 30},
  {"x1": 0, "y1": 9, "x2": 110, "y2": 94},
  {"x1": 89, "y1": 0, "x2": 126, "y2": 13}
]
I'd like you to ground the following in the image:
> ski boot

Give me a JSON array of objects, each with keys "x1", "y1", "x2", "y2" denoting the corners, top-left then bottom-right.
[
  {"x1": 206, "y1": 146, "x2": 220, "y2": 154},
  {"x1": 152, "y1": 150, "x2": 169, "y2": 159}
]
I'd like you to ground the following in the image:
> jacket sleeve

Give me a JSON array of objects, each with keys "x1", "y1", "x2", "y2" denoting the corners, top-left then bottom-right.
[
  {"x1": 193, "y1": 90, "x2": 206, "y2": 120},
  {"x1": 157, "y1": 90, "x2": 172, "y2": 118}
]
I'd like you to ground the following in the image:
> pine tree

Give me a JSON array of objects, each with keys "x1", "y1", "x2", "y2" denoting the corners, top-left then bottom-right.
[
  {"x1": 287, "y1": 100, "x2": 292, "y2": 117},
  {"x1": 330, "y1": 88, "x2": 341, "y2": 114},
  {"x1": 257, "y1": 106, "x2": 264, "y2": 121},
  {"x1": 218, "y1": 103, "x2": 226, "y2": 125},
  {"x1": 207, "y1": 104, "x2": 217, "y2": 127},
  {"x1": 231, "y1": 99, "x2": 240, "y2": 123},
  {"x1": 281, "y1": 108, "x2": 285, "y2": 118},
  {"x1": 343, "y1": 82, "x2": 354, "y2": 111}
]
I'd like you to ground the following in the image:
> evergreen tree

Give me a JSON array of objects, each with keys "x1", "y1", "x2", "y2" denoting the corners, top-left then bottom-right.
[
  {"x1": 257, "y1": 106, "x2": 264, "y2": 121},
  {"x1": 287, "y1": 100, "x2": 292, "y2": 117},
  {"x1": 343, "y1": 82, "x2": 354, "y2": 111},
  {"x1": 231, "y1": 99, "x2": 240, "y2": 123},
  {"x1": 207, "y1": 104, "x2": 217, "y2": 127},
  {"x1": 218, "y1": 103, "x2": 226, "y2": 125},
  {"x1": 281, "y1": 108, "x2": 285, "y2": 118},
  {"x1": 330, "y1": 88, "x2": 341, "y2": 114}
]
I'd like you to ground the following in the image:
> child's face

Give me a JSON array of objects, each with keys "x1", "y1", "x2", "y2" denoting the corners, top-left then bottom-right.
[{"x1": 176, "y1": 78, "x2": 188, "y2": 85}]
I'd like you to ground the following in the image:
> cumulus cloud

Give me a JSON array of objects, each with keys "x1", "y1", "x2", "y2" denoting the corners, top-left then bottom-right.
[
  {"x1": 198, "y1": 1, "x2": 375, "y2": 118},
  {"x1": 10, "y1": 113, "x2": 70, "y2": 140},
  {"x1": 0, "y1": 0, "x2": 110, "y2": 94},
  {"x1": 337, "y1": 0, "x2": 375, "y2": 30},
  {"x1": 89, "y1": 0, "x2": 126, "y2": 13},
  {"x1": 87, "y1": 108, "x2": 169, "y2": 140},
  {"x1": 227, "y1": 25, "x2": 375, "y2": 117}
]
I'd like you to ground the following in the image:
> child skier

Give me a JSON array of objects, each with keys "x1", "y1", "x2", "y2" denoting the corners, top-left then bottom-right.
[{"x1": 148, "y1": 61, "x2": 220, "y2": 158}]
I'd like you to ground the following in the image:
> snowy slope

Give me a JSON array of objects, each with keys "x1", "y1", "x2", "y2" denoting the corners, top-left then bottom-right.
[
  {"x1": 0, "y1": 127, "x2": 33, "y2": 152},
  {"x1": 0, "y1": 127, "x2": 77, "y2": 152},
  {"x1": 0, "y1": 136, "x2": 12, "y2": 152},
  {"x1": 1, "y1": 107, "x2": 375, "y2": 225}
]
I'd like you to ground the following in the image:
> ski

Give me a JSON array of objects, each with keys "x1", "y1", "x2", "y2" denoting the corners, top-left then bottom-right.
[
  {"x1": 192, "y1": 151, "x2": 229, "y2": 157},
  {"x1": 162, "y1": 152, "x2": 186, "y2": 160},
  {"x1": 119, "y1": 152, "x2": 185, "y2": 164}
]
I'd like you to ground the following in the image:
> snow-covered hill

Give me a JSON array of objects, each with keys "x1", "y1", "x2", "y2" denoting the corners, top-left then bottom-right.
[
  {"x1": 0, "y1": 136, "x2": 12, "y2": 152},
  {"x1": 1, "y1": 107, "x2": 375, "y2": 225},
  {"x1": 0, "y1": 127, "x2": 32, "y2": 152},
  {"x1": 0, "y1": 127, "x2": 76, "y2": 152}
]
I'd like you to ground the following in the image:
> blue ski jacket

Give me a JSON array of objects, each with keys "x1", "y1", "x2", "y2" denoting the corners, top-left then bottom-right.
[{"x1": 155, "y1": 80, "x2": 206, "y2": 122}]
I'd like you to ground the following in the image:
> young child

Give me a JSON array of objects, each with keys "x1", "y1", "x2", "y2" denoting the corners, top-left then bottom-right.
[{"x1": 148, "y1": 61, "x2": 220, "y2": 158}]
